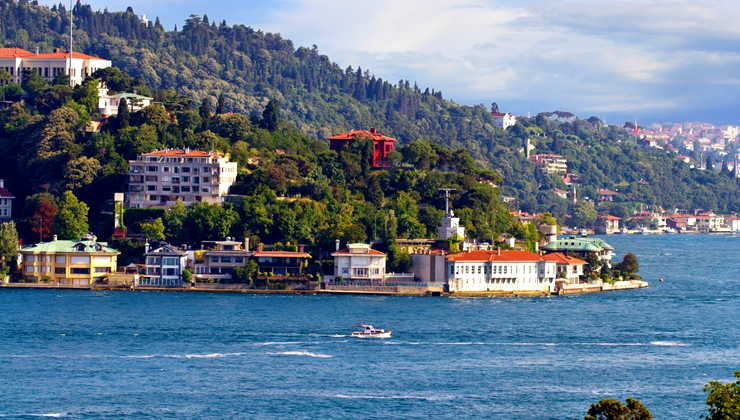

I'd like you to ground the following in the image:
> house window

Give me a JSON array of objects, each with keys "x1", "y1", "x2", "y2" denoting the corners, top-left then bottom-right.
[
  {"x1": 146, "y1": 166, "x2": 157, "y2": 172},
  {"x1": 341, "y1": 267, "x2": 349, "y2": 274},
  {"x1": 181, "y1": 186, "x2": 191, "y2": 192},
  {"x1": 477, "y1": 266, "x2": 481, "y2": 274},
  {"x1": 181, "y1": 167, "x2": 191, "y2": 173},
  {"x1": 220, "y1": 257, "x2": 231, "y2": 263},
  {"x1": 182, "y1": 176, "x2": 190, "y2": 183},
  {"x1": 145, "y1": 176, "x2": 157, "y2": 182},
  {"x1": 147, "y1": 185, "x2": 156, "y2": 191},
  {"x1": 55, "y1": 268, "x2": 65, "y2": 274},
  {"x1": 211, "y1": 257, "x2": 219, "y2": 263},
  {"x1": 71, "y1": 268, "x2": 90, "y2": 274},
  {"x1": 450, "y1": 265, "x2": 454, "y2": 275},
  {"x1": 94, "y1": 267, "x2": 111, "y2": 273},
  {"x1": 163, "y1": 257, "x2": 178, "y2": 266},
  {"x1": 235, "y1": 257, "x2": 244, "y2": 263},
  {"x1": 162, "y1": 186, "x2": 171, "y2": 192},
  {"x1": 163, "y1": 268, "x2": 178, "y2": 276}
]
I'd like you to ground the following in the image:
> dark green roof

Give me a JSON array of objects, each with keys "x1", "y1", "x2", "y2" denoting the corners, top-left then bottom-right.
[{"x1": 542, "y1": 237, "x2": 606, "y2": 252}]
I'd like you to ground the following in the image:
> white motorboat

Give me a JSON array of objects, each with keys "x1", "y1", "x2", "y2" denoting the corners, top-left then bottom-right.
[{"x1": 351, "y1": 323, "x2": 392, "y2": 338}]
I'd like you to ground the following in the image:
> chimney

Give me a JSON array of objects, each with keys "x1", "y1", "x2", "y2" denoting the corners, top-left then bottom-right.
[
  {"x1": 497, "y1": 247, "x2": 501, "y2": 256},
  {"x1": 335, "y1": 239, "x2": 340, "y2": 252},
  {"x1": 257, "y1": 243, "x2": 263, "y2": 252},
  {"x1": 0, "y1": 179, "x2": 3, "y2": 188},
  {"x1": 53, "y1": 235, "x2": 57, "y2": 241},
  {"x1": 370, "y1": 127, "x2": 376, "y2": 134},
  {"x1": 244, "y1": 237, "x2": 250, "y2": 252},
  {"x1": 35, "y1": 47, "x2": 39, "y2": 56},
  {"x1": 145, "y1": 242, "x2": 150, "y2": 254},
  {"x1": 299, "y1": 245, "x2": 304, "y2": 253},
  {"x1": 54, "y1": 48, "x2": 59, "y2": 53}
]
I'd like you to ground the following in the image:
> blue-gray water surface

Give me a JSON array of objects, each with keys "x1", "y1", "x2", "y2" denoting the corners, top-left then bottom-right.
[{"x1": 0, "y1": 234, "x2": 738, "y2": 419}]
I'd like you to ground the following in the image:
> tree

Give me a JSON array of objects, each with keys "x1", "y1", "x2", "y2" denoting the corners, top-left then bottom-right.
[
  {"x1": 0, "y1": 221, "x2": 19, "y2": 278},
  {"x1": 52, "y1": 191, "x2": 89, "y2": 240},
  {"x1": 260, "y1": 98, "x2": 279, "y2": 131},
  {"x1": 703, "y1": 370, "x2": 740, "y2": 420},
  {"x1": 140, "y1": 217, "x2": 166, "y2": 241},
  {"x1": 163, "y1": 199, "x2": 187, "y2": 240},
  {"x1": 584, "y1": 397, "x2": 652, "y2": 420},
  {"x1": 181, "y1": 268, "x2": 193, "y2": 283},
  {"x1": 617, "y1": 252, "x2": 639, "y2": 276},
  {"x1": 216, "y1": 93, "x2": 226, "y2": 114},
  {"x1": 117, "y1": 97, "x2": 130, "y2": 129},
  {"x1": 199, "y1": 97, "x2": 212, "y2": 130},
  {"x1": 63, "y1": 156, "x2": 101, "y2": 190},
  {"x1": 573, "y1": 200, "x2": 597, "y2": 227}
]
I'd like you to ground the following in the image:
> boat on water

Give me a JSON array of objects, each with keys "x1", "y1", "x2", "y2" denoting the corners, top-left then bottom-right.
[{"x1": 351, "y1": 323, "x2": 392, "y2": 338}]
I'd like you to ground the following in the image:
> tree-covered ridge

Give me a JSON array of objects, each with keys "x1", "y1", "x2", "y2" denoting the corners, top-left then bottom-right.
[{"x1": 3, "y1": 0, "x2": 740, "y2": 226}]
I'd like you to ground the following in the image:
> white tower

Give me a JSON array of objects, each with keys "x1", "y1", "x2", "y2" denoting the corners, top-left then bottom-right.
[{"x1": 437, "y1": 189, "x2": 465, "y2": 240}]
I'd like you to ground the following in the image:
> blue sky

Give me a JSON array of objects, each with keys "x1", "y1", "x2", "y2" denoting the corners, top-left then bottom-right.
[{"x1": 47, "y1": 0, "x2": 740, "y2": 126}]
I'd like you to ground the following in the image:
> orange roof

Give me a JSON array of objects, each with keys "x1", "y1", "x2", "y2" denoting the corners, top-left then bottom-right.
[
  {"x1": 142, "y1": 149, "x2": 216, "y2": 157},
  {"x1": 599, "y1": 215, "x2": 621, "y2": 220},
  {"x1": 542, "y1": 253, "x2": 586, "y2": 265},
  {"x1": 252, "y1": 251, "x2": 311, "y2": 258},
  {"x1": 0, "y1": 47, "x2": 33, "y2": 58},
  {"x1": 446, "y1": 250, "x2": 542, "y2": 262},
  {"x1": 327, "y1": 129, "x2": 397, "y2": 142},
  {"x1": 0, "y1": 48, "x2": 108, "y2": 61}
]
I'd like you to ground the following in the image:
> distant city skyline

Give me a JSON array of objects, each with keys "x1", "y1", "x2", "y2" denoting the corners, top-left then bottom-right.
[{"x1": 42, "y1": 0, "x2": 740, "y2": 126}]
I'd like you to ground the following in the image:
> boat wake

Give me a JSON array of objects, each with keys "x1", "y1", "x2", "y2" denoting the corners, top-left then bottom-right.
[{"x1": 266, "y1": 351, "x2": 332, "y2": 358}]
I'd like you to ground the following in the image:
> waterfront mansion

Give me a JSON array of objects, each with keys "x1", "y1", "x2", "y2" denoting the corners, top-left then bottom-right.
[{"x1": 445, "y1": 249, "x2": 585, "y2": 293}]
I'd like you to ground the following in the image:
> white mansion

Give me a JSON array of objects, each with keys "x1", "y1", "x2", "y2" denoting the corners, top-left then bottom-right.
[{"x1": 0, "y1": 47, "x2": 111, "y2": 86}]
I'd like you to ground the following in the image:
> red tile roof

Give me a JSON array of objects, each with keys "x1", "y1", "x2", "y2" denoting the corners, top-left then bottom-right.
[
  {"x1": 327, "y1": 129, "x2": 397, "y2": 142},
  {"x1": 542, "y1": 253, "x2": 586, "y2": 265},
  {"x1": 0, "y1": 48, "x2": 108, "y2": 61},
  {"x1": 599, "y1": 215, "x2": 621, "y2": 220},
  {"x1": 0, "y1": 186, "x2": 14, "y2": 198},
  {"x1": 446, "y1": 250, "x2": 542, "y2": 262}
]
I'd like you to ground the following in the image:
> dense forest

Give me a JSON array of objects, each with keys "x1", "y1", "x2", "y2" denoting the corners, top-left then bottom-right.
[{"x1": 2, "y1": 0, "x2": 740, "y2": 240}]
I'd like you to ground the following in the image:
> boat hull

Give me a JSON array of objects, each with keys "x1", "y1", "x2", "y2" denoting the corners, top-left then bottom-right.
[{"x1": 351, "y1": 331, "x2": 392, "y2": 338}]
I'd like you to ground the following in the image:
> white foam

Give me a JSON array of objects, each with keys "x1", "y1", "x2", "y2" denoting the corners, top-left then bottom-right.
[
  {"x1": 185, "y1": 353, "x2": 244, "y2": 359},
  {"x1": 650, "y1": 341, "x2": 688, "y2": 347},
  {"x1": 334, "y1": 394, "x2": 437, "y2": 401},
  {"x1": 267, "y1": 351, "x2": 332, "y2": 358},
  {"x1": 30, "y1": 414, "x2": 67, "y2": 418}
]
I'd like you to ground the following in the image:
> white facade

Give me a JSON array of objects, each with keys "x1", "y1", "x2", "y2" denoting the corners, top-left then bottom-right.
[
  {"x1": 446, "y1": 250, "x2": 558, "y2": 293},
  {"x1": 491, "y1": 112, "x2": 517, "y2": 130},
  {"x1": 98, "y1": 90, "x2": 153, "y2": 117},
  {"x1": 0, "y1": 48, "x2": 111, "y2": 86},
  {"x1": 0, "y1": 179, "x2": 13, "y2": 220},
  {"x1": 142, "y1": 244, "x2": 187, "y2": 286},
  {"x1": 438, "y1": 210, "x2": 465, "y2": 240},
  {"x1": 127, "y1": 149, "x2": 238, "y2": 208},
  {"x1": 332, "y1": 243, "x2": 386, "y2": 282}
]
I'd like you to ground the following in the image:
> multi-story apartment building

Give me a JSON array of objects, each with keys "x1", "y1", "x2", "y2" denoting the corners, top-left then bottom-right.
[
  {"x1": 19, "y1": 234, "x2": 119, "y2": 285},
  {"x1": 0, "y1": 48, "x2": 111, "y2": 86},
  {"x1": 0, "y1": 179, "x2": 14, "y2": 221},
  {"x1": 127, "y1": 149, "x2": 238, "y2": 208},
  {"x1": 528, "y1": 153, "x2": 568, "y2": 174}
]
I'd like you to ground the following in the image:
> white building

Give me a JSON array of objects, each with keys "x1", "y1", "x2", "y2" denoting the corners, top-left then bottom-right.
[
  {"x1": 98, "y1": 89, "x2": 153, "y2": 117},
  {"x1": 331, "y1": 243, "x2": 386, "y2": 282},
  {"x1": 0, "y1": 179, "x2": 14, "y2": 221},
  {"x1": 438, "y1": 209, "x2": 465, "y2": 241},
  {"x1": 445, "y1": 249, "x2": 559, "y2": 293},
  {"x1": 491, "y1": 112, "x2": 517, "y2": 130},
  {"x1": 0, "y1": 47, "x2": 111, "y2": 86},
  {"x1": 127, "y1": 149, "x2": 238, "y2": 208},
  {"x1": 143, "y1": 243, "x2": 187, "y2": 286}
]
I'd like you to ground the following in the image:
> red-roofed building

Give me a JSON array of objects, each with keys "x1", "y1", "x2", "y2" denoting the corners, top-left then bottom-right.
[
  {"x1": 0, "y1": 179, "x2": 14, "y2": 221},
  {"x1": 127, "y1": 149, "x2": 238, "y2": 208},
  {"x1": 331, "y1": 243, "x2": 387, "y2": 282},
  {"x1": 0, "y1": 47, "x2": 111, "y2": 86},
  {"x1": 597, "y1": 189, "x2": 620, "y2": 202},
  {"x1": 594, "y1": 215, "x2": 621, "y2": 234},
  {"x1": 445, "y1": 249, "x2": 558, "y2": 293},
  {"x1": 542, "y1": 253, "x2": 586, "y2": 284},
  {"x1": 491, "y1": 112, "x2": 517, "y2": 129},
  {"x1": 327, "y1": 127, "x2": 396, "y2": 167}
]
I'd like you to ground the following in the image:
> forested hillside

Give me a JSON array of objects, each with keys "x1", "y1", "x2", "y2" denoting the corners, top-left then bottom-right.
[{"x1": 2, "y1": 0, "x2": 740, "y2": 230}]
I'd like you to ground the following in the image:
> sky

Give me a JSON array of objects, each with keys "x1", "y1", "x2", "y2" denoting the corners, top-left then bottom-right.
[{"x1": 44, "y1": 0, "x2": 740, "y2": 126}]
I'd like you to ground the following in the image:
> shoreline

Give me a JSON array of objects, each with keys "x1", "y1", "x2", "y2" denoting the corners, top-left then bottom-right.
[{"x1": 0, "y1": 281, "x2": 648, "y2": 296}]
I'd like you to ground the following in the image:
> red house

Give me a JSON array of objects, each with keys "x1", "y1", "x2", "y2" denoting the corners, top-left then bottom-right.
[{"x1": 327, "y1": 127, "x2": 396, "y2": 167}]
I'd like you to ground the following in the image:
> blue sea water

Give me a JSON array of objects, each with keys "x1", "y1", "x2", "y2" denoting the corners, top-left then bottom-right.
[{"x1": 0, "y1": 234, "x2": 738, "y2": 419}]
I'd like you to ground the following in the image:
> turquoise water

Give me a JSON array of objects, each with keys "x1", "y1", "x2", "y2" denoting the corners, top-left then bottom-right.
[{"x1": 1, "y1": 234, "x2": 738, "y2": 419}]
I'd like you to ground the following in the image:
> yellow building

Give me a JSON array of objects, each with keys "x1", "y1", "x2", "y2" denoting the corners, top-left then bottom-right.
[{"x1": 20, "y1": 235, "x2": 120, "y2": 285}]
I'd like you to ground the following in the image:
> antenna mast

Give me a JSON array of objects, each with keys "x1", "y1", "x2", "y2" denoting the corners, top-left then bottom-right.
[
  {"x1": 68, "y1": 0, "x2": 74, "y2": 87},
  {"x1": 438, "y1": 188, "x2": 456, "y2": 216}
]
